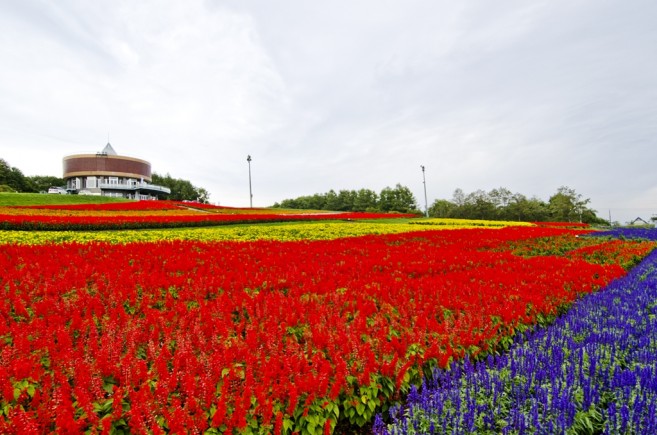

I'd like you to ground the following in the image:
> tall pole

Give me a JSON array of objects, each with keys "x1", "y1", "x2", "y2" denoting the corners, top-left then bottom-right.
[
  {"x1": 247, "y1": 155, "x2": 253, "y2": 208},
  {"x1": 421, "y1": 165, "x2": 428, "y2": 217}
]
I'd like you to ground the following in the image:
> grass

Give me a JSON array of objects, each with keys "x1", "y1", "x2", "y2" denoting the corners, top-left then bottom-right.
[{"x1": 0, "y1": 193, "x2": 131, "y2": 207}]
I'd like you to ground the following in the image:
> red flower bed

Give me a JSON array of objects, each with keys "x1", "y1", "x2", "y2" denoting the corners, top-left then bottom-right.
[
  {"x1": 0, "y1": 211, "x2": 416, "y2": 231},
  {"x1": 0, "y1": 227, "x2": 651, "y2": 433},
  {"x1": 14, "y1": 200, "x2": 182, "y2": 211},
  {"x1": 13, "y1": 200, "x2": 277, "y2": 213}
]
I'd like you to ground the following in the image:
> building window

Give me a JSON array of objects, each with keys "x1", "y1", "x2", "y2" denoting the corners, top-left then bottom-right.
[
  {"x1": 87, "y1": 177, "x2": 96, "y2": 188},
  {"x1": 108, "y1": 177, "x2": 118, "y2": 185}
]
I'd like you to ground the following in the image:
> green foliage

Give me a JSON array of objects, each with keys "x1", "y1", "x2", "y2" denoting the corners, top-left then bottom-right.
[
  {"x1": 548, "y1": 186, "x2": 595, "y2": 223},
  {"x1": 353, "y1": 188, "x2": 379, "y2": 212},
  {"x1": 379, "y1": 184, "x2": 418, "y2": 213},
  {"x1": 26, "y1": 175, "x2": 65, "y2": 193},
  {"x1": 0, "y1": 158, "x2": 31, "y2": 192},
  {"x1": 427, "y1": 199, "x2": 456, "y2": 218},
  {"x1": 429, "y1": 186, "x2": 607, "y2": 224},
  {"x1": 151, "y1": 173, "x2": 210, "y2": 203},
  {"x1": 272, "y1": 184, "x2": 418, "y2": 213},
  {"x1": 0, "y1": 159, "x2": 65, "y2": 193}
]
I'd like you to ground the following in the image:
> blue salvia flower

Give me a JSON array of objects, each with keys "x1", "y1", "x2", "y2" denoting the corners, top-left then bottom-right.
[
  {"x1": 372, "y1": 414, "x2": 386, "y2": 435},
  {"x1": 620, "y1": 403, "x2": 630, "y2": 433},
  {"x1": 407, "y1": 384, "x2": 420, "y2": 405},
  {"x1": 587, "y1": 227, "x2": 657, "y2": 241}
]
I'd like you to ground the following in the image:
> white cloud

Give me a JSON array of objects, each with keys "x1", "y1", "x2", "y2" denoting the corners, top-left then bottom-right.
[{"x1": 1, "y1": 0, "x2": 656, "y2": 222}]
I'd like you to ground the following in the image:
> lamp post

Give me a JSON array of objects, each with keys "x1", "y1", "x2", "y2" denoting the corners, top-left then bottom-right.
[
  {"x1": 421, "y1": 165, "x2": 428, "y2": 217},
  {"x1": 247, "y1": 155, "x2": 253, "y2": 208}
]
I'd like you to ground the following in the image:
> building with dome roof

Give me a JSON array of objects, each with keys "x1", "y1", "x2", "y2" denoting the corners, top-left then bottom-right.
[{"x1": 63, "y1": 143, "x2": 171, "y2": 199}]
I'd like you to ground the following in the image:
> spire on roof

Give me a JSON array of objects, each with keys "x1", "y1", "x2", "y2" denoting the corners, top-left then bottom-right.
[{"x1": 101, "y1": 142, "x2": 117, "y2": 155}]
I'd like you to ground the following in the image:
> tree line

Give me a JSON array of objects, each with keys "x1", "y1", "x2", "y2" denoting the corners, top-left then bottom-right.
[
  {"x1": 0, "y1": 158, "x2": 64, "y2": 193},
  {"x1": 272, "y1": 183, "x2": 420, "y2": 213},
  {"x1": 273, "y1": 184, "x2": 606, "y2": 224},
  {"x1": 0, "y1": 158, "x2": 209, "y2": 202},
  {"x1": 429, "y1": 186, "x2": 606, "y2": 224}
]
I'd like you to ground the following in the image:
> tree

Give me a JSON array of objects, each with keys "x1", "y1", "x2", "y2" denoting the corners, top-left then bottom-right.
[
  {"x1": 324, "y1": 190, "x2": 342, "y2": 211},
  {"x1": 151, "y1": 173, "x2": 210, "y2": 202},
  {"x1": 304, "y1": 193, "x2": 327, "y2": 210},
  {"x1": 0, "y1": 159, "x2": 30, "y2": 192},
  {"x1": 506, "y1": 194, "x2": 550, "y2": 222},
  {"x1": 275, "y1": 193, "x2": 327, "y2": 210},
  {"x1": 26, "y1": 175, "x2": 65, "y2": 193},
  {"x1": 463, "y1": 189, "x2": 496, "y2": 219},
  {"x1": 337, "y1": 190, "x2": 356, "y2": 211},
  {"x1": 451, "y1": 188, "x2": 466, "y2": 207},
  {"x1": 428, "y1": 199, "x2": 456, "y2": 218},
  {"x1": 0, "y1": 159, "x2": 11, "y2": 185},
  {"x1": 489, "y1": 187, "x2": 513, "y2": 209},
  {"x1": 196, "y1": 187, "x2": 210, "y2": 204},
  {"x1": 548, "y1": 186, "x2": 590, "y2": 222},
  {"x1": 379, "y1": 184, "x2": 418, "y2": 213},
  {"x1": 275, "y1": 188, "x2": 376, "y2": 211},
  {"x1": 353, "y1": 188, "x2": 378, "y2": 212}
]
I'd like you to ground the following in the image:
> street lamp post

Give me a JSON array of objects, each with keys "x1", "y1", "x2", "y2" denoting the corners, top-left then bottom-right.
[
  {"x1": 421, "y1": 165, "x2": 428, "y2": 217},
  {"x1": 247, "y1": 155, "x2": 253, "y2": 208}
]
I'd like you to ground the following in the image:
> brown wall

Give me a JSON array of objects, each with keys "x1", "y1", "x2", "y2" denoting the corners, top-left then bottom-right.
[{"x1": 63, "y1": 154, "x2": 152, "y2": 181}]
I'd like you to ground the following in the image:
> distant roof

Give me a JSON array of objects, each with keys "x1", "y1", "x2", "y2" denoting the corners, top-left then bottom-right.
[{"x1": 101, "y1": 142, "x2": 117, "y2": 155}]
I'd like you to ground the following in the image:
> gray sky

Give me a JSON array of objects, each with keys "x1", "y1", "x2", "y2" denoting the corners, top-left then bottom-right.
[{"x1": 1, "y1": 0, "x2": 656, "y2": 223}]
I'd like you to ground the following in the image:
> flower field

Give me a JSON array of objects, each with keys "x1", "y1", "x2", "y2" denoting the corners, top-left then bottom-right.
[
  {"x1": 2, "y1": 204, "x2": 656, "y2": 434},
  {"x1": 375, "y1": 228, "x2": 657, "y2": 434},
  {"x1": 0, "y1": 200, "x2": 418, "y2": 231},
  {"x1": 0, "y1": 200, "x2": 532, "y2": 244}
]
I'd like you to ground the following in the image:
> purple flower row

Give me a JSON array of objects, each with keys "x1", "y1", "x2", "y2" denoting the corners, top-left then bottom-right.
[
  {"x1": 588, "y1": 227, "x2": 657, "y2": 241},
  {"x1": 374, "y1": 247, "x2": 657, "y2": 434}
]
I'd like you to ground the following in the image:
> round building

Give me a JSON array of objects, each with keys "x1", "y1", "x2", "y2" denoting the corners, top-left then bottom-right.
[{"x1": 63, "y1": 143, "x2": 170, "y2": 199}]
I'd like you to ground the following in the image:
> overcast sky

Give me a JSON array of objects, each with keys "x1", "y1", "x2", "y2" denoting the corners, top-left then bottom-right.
[{"x1": 1, "y1": 0, "x2": 656, "y2": 223}]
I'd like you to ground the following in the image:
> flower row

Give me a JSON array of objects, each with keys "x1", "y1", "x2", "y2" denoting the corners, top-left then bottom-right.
[
  {"x1": 9, "y1": 201, "x2": 314, "y2": 215},
  {"x1": 14, "y1": 200, "x2": 182, "y2": 211},
  {"x1": 409, "y1": 218, "x2": 534, "y2": 228},
  {"x1": 0, "y1": 211, "x2": 417, "y2": 231},
  {"x1": 0, "y1": 219, "x2": 535, "y2": 246},
  {"x1": 587, "y1": 227, "x2": 657, "y2": 241}
]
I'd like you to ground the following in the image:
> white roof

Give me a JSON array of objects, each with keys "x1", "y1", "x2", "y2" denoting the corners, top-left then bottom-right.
[{"x1": 101, "y1": 142, "x2": 117, "y2": 155}]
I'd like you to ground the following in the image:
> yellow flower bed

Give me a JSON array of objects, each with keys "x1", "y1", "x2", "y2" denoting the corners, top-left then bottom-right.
[
  {"x1": 408, "y1": 218, "x2": 535, "y2": 227},
  {"x1": 0, "y1": 219, "x2": 531, "y2": 245}
]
